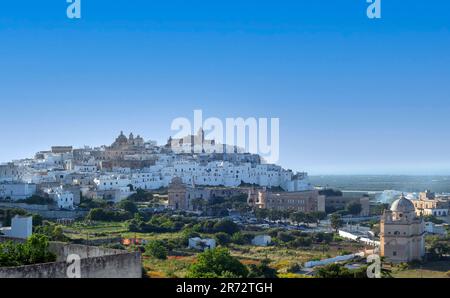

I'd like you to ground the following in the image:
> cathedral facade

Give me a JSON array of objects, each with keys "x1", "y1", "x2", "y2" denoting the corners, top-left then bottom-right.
[{"x1": 380, "y1": 195, "x2": 425, "y2": 263}]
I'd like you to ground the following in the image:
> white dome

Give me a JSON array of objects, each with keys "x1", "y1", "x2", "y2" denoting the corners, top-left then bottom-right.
[{"x1": 390, "y1": 195, "x2": 415, "y2": 213}]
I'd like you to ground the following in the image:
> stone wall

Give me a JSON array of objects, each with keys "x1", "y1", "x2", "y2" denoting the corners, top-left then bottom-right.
[
  {"x1": 0, "y1": 203, "x2": 88, "y2": 219},
  {"x1": 0, "y1": 242, "x2": 141, "y2": 278}
]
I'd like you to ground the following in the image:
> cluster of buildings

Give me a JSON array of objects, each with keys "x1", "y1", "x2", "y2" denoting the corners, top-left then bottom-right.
[
  {"x1": 412, "y1": 190, "x2": 449, "y2": 217},
  {"x1": 0, "y1": 130, "x2": 314, "y2": 210}
]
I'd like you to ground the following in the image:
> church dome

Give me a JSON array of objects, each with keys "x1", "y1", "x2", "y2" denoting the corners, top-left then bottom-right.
[{"x1": 390, "y1": 195, "x2": 415, "y2": 213}]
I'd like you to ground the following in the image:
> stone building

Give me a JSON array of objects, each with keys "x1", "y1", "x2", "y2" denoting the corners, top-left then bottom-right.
[
  {"x1": 168, "y1": 177, "x2": 189, "y2": 210},
  {"x1": 380, "y1": 195, "x2": 425, "y2": 263},
  {"x1": 247, "y1": 188, "x2": 320, "y2": 213},
  {"x1": 412, "y1": 190, "x2": 449, "y2": 217},
  {"x1": 167, "y1": 177, "x2": 248, "y2": 211},
  {"x1": 168, "y1": 128, "x2": 216, "y2": 154},
  {"x1": 318, "y1": 194, "x2": 371, "y2": 217}
]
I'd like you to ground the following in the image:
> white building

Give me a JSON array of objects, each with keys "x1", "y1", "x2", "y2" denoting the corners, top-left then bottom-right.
[
  {"x1": 251, "y1": 235, "x2": 272, "y2": 246},
  {"x1": 424, "y1": 222, "x2": 448, "y2": 236},
  {"x1": 0, "y1": 216, "x2": 33, "y2": 239},
  {"x1": 73, "y1": 165, "x2": 98, "y2": 173},
  {"x1": 188, "y1": 237, "x2": 216, "y2": 251},
  {"x1": 44, "y1": 186, "x2": 74, "y2": 209},
  {"x1": 0, "y1": 183, "x2": 37, "y2": 200},
  {"x1": 94, "y1": 175, "x2": 131, "y2": 191}
]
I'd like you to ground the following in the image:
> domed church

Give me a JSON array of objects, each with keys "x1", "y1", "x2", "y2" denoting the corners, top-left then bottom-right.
[{"x1": 380, "y1": 195, "x2": 425, "y2": 263}]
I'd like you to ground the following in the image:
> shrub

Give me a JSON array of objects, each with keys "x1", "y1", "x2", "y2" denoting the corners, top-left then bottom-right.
[
  {"x1": 145, "y1": 240, "x2": 168, "y2": 260},
  {"x1": 117, "y1": 200, "x2": 139, "y2": 214},
  {"x1": 213, "y1": 219, "x2": 239, "y2": 235},
  {"x1": 247, "y1": 259, "x2": 278, "y2": 278},
  {"x1": 0, "y1": 234, "x2": 56, "y2": 267},
  {"x1": 34, "y1": 223, "x2": 69, "y2": 242},
  {"x1": 277, "y1": 231, "x2": 295, "y2": 243},
  {"x1": 315, "y1": 263, "x2": 368, "y2": 278},
  {"x1": 186, "y1": 248, "x2": 249, "y2": 278},
  {"x1": 86, "y1": 208, "x2": 132, "y2": 222},
  {"x1": 231, "y1": 232, "x2": 251, "y2": 245},
  {"x1": 215, "y1": 232, "x2": 232, "y2": 246},
  {"x1": 287, "y1": 263, "x2": 302, "y2": 273},
  {"x1": 289, "y1": 237, "x2": 312, "y2": 248}
]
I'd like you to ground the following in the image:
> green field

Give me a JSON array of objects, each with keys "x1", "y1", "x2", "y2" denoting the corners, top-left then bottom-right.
[
  {"x1": 391, "y1": 261, "x2": 450, "y2": 278},
  {"x1": 61, "y1": 221, "x2": 450, "y2": 278}
]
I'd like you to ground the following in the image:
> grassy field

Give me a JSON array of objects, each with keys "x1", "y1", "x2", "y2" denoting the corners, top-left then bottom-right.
[
  {"x1": 62, "y1": 221, "x2": 449, "y2": 278},
  {"x1": 391, "y1": 261, "x2": 450, "y2": 278}
]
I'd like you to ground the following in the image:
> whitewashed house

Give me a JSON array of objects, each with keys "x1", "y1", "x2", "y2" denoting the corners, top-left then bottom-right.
[
  {"x1": 188, "y1": 237, "x2": 216, "y2": 251},
  {"x1": 252, "y1": 235, "x2": 272, "y2": 246},
  {"x1": 0, "y1": 216, "x2": 33, "y2": 239},
  {"x1": 0, "y1": 183, "x2": 37, "y2": 200},
  {"x1": 44, "y1": 186, "x2": 75, "y2": 209}
]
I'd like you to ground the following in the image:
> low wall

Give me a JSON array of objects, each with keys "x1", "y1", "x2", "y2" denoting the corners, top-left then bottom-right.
[
  {"x1": 0, "y1": 242, "x2": 141, "y2": 278},
  {"x1": 0, "y1": 202, "x2": 49, "y2": 211},
  {"x1": 304, "y1": 252, "x2": 365, "y2": 268},
  {"x1": 338, "y1": 230, "x2": 380, "y2": 247},
  {"x1": 0, "y1": 203, "x2": 88, "y2": 219},
  {"x1": 31, "y1": 210, "x2": 88, "y2": 219},
  {"x1": 0, "y1": 236, "x2": 26, "y2": 243}
]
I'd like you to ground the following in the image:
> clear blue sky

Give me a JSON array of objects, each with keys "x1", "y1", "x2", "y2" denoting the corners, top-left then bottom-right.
[{"x1": 0, "y1": 1, "x2": 449, "y2": 175}]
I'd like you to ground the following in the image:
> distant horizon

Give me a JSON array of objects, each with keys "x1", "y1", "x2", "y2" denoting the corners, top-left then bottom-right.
[{"x1": 1, "y1": 1, "x2": 450, "y2": 176}]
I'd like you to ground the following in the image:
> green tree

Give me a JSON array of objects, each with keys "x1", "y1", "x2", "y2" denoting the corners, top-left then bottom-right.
[
  {"x1": 268, "y1": 210, "x2": 283, "y2": 222},
  {"x1": 310, "y1": 211, "x2": 327, "y2": 224},
  {"x1": 428, "y1": 241, "x2": 449, "y2": 260},
  {"x1": 231, "y1": 232, "x2": 249, "y2": 245},
  {"x1": 330, "y1": 213, "x2": 344, "y2": 232},
  {"x1": 145, "y1": 240, "x2": 168, "y2": 260},
  {"x1": 215, "y1": 232, "x2": 232, "y2": 246},
  {"x1": 254, "y1": 208, "x2": 270, "y2": 220},
  {"x1": 289, "y1": 212, "x2": 305, "y2": 226},
  {"x1": 248, "y1": 259, "x2": 278, "y2": 278},
  {"x1": 303, "y1": 213, "x2": 317, "y2": 227},
  {"x1": 187, "y1": 248, "x2": 249, "y2": 278},
  {"x1": 213, "y1": 219, "x2": 239, "y2": 235},
  {"x1": 31, "y1": 214, "x2": 44, "y2": 226},
  {"x1": 316, "y1": 263, "x2": 368, "y2": 278},
  {"x1": 128, "y1": 189, "x2": 154, "y2": 202},
  {"x1": 34, "y1": 223, "x2": 68, "y2": 242},
  {"x1": 346, "y1": 202, "x2": 363, "y2": 216},
  {"x1": 0, "y1": 234, "x2": 56, "y2": 267},
  {"x1": 277, "y1": 231, "x2": 295, "y2": 243},
  {"x1": 117, "y1": 200, "x2": 139, "y2": 215}
]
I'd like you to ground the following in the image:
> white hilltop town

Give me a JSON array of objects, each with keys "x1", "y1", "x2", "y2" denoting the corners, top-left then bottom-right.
[
  {"x1": 0, "y1": 130, "x2": 313, "y2": 209},
  {"x1": 1, "y1": 130, "x2": 450, "y2": 278}
]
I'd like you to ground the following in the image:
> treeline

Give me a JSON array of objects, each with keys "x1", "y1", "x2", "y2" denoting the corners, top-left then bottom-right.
[
  {"x1": 191, "y1": 194, "x2": 250, "y2": 216},
  {"x1": 255, "y1": 208, "x2": 327, "y2": 224},
  {"x1": 128, "y1": 214, "x2": 197, "y2": 233}
]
